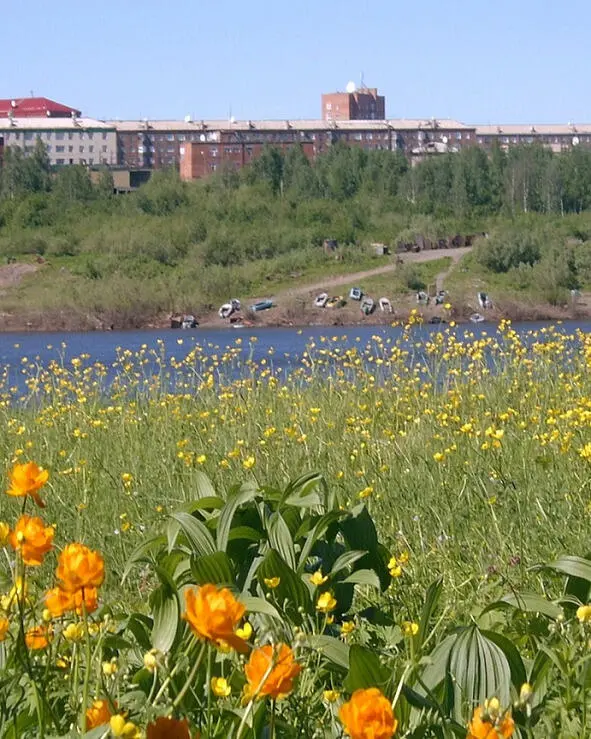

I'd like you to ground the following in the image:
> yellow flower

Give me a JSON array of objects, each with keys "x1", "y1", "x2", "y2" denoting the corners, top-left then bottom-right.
[
  {"x1": 309, "y1": 570, "x2": 328, "y2": 586},
  {"x1": 63, "y1": 622, "x2": 85, "y2": 642},
  {"x1": 143, "y1": 650, "x2": 159, "y2": 672},
  {"x1": 0, "y1": 522, "x2": 10, "y2": 546},
  {"x1": 0, "y1": 617, "x2": 9, "y2": 641},
  {"x1": 316, "y1": 592, "x2": 337, "y2": 613},
  {"x1": 102, "y1": 657, "x2": 118, "y2": 676},
  {"x1": 211, "y1": 676, "x2": 231, "y2": 697},
  {"x1": 358, "y1": 486, "x2": 374, "y2": 499},
  {"x1": 323, "y1": 689, "x2": 341, "y2": 702},
  {"x1": 196, "y1": 455, "x2": 207, "y2": 465},
  {"x1": 110, "y1": 716, "x2": 141, "y2": 738},
  {"x1": 264, "y1": 577, "x2": 281, "y2": 589},
  {"x1": 433, "y1": 452, "x2": 445, "y2": 463},
  {"x1": 242, "y1": 456, "x2": 256, "y2": 470},
  {"x1": 402, "y1": 621, "x2": 419, "y2": 637},
  {"x1": 340, "y1": 620, "x2": 355, "y2": 635},
  {"x1": 236, "y1": 621, "x2": 253, "y2": 640},
  {"x1": 577, "y1": 604, "x2": 591, "y2": 623}
]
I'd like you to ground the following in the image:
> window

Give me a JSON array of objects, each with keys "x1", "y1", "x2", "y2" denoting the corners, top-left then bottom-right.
[
  {"x1": 89, "y1": 158, "x2": 94, "y2": 164},
  {"x1": 326, "y1": 103, "x2": 332, "y2": 110},
  {"x1": 56, "y1": 132, "x2": 64, "y2": 140},
  {"x1": 102, "y1": 133, "x2": 108, "y2": 140},
  {"x1": 24, "y1": 132, "x2": 33, "y2": 141},
  {"x1": 68, "y1": 145, "x2": 73, "y2": 152},
  {"x1": 79, "y1": 146, "x2": 85, "y2": 153},
  {"x1": 102, "y1": 145, "x2": 107, "y2": 153},
  {"x1": 68, "y1": 132, "x2": 73, "y2": 140},
  {"x1": 56, "y1": 145, "x2": 65, "y2": 153},
  {"x1": 69, "y1": 159, "x2": 74, "y2": 165},
  {"x1": 456, "y1": 132, "x2": 462, "y2": 140},
  {"x1": 178, "y1": 134, "x2": 185, "y2": 141},
  {"x1": 167, "y1": 133, "x2": 174, "y2": 141},
  {"x1": 87, "y1": 132, "x2": 93, "y2": 140},
  {"x1": 89, "y1": 146, "x2": 94, "y2": 153},
  {"x1": 56, "y1": 158, "x2": 65, "y2": 165},
  {"x1": 46, "y1": 145, "x2": 52, "y2": 152},
  {"x1": 45, "y1": 132, "x2": 52, "y2": 140}
]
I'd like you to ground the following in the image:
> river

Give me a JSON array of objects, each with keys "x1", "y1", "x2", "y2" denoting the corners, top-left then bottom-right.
[{"x1": 0, "y1": 320, "x2": 588, "y2": 395}]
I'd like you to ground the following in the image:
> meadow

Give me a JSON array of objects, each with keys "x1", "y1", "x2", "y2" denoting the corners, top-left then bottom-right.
[{"x1": 1, "y1": 321, "x2": 591, "y2": 737}]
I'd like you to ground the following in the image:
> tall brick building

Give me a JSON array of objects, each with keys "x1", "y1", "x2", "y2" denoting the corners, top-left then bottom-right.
[{"x1": 322, "y1": 86, "x2": 386, "y2": 121}]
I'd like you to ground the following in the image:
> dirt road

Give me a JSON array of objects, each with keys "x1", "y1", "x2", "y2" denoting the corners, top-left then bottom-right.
[{"x1": 271, "y1": 246, "x2": 471, "y2": 300}]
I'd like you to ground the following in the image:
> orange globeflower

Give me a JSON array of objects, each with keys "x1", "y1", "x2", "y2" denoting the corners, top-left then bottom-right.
[
  {"x1": 85, "y1": 699, "x2": 113, "y2": 730},
  {"x1": 45, "y1": 586, "x2": 99, "y2": 618},
  {"x1": 244, "y1": 643, "x2": 301, "y2": 701},
  {"x1": 9, "y1": 515, "x2": 54, "y2": 566},
  {"x1": 0, "y1": 617, "x2": 9, "y2": 641},
  {"x1": 467, "y1": 704, "x2": 515, "y2": 739},
  {"x1": 25, "y1": 624, "x2": 51, "y2": 650},
  {"x1": 56, "y1": 543, "x2": 105, "y2": 593},
  {"x1": 339, "y1": 688, "x2": 398, "y2": 739},
  {"x1": 6, "y1": 462, "x2": 49, "y2": 508},
  {"x1": 183, "y1": 584, "x2": 248, "y2": 653},
  {"x1": 147, "y1": 716, "x2": 192, "y2": 738}
]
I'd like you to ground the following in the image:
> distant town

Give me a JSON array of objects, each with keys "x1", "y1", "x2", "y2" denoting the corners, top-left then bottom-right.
[{"x1": 1, "y1": 86, "x2": 591, "y2": 188}]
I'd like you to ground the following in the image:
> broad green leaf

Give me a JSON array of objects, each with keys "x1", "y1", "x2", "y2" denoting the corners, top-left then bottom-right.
[
  {"x1": 306, "y1": 635, "x2": 350, "y2": 669},
  {"x1": 417, "y1": 633, "x2": 457, "y2": 696},
  {"x1": 342, "y1": 569, "x2": 380, "y2": 589},
  {"x1": 121, "y1": 534, "x2": 166, "y2": 583},
  {"x1": 257, "y1": 549, "x2": 311, "y2": 621},
  {"x1": 499, "y1": 592, "x2": 562, "y2": 620},
  {"x1": 545, "y1": 555, "x2": 591, "y2": 582},
  {"x1": 296, "y1": 510, "x2": 347, "y2": 572},
  {"x1": 417, "y1": 577, "x2": 443, "y2": 650},
  {"x1": 191, "y1": 551, "x2": 235, "y2": 586},
  {"x1": 192, "y1": 470, "x2": 218, "y2": 500},
  {"x1": 330, "y1": 550, "x2": 367, "y2": 576},
  {"x1": 151, "y1": 586, "x2": 179, "y2": 653},
  {"x1": 217, "y1": 483, "x2": 258, "y2": 552},
  {"x1": 281, "y1": 472, "x2": 325, "y2": 505},
  {"x1": 339, "y1": 505, "x2": 379, "y2": 552},
  {"x1": 125, "y1": 613, "x2": 153, "y2": 650},
  {"x1": 170, "y1": 512, "x2": 216, "y2": 555},
  {"x1": 227, "y1": 525, "x2": 263, "y2": 543},
  {"x1": 481, "y1": 630, "x2": 527, "y2": 689},
  {"x1": 344, "y1": 644, "x2": 389, "y2": 692},
  {"x1": 267, "y1": 512, "x2": 297, "y2": 569},
  {"x1": 448, "y1": 626, "x2": 511, "y2": 722},
  {"x1": 240, "y1": 595, "x2": 282, "y2": 620}
]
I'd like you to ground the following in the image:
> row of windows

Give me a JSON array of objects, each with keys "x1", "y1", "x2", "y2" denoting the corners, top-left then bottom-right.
[
  {"x1": 55, "y1": 158, "x2": 109, "y2": 165},
  {"x1": 11, "y1": 131, "x2": 110, "y2": 141}
]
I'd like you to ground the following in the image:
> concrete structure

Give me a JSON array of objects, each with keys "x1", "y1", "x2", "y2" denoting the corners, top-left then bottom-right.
[
  {"x1": 0, "y1": 97, "x2": 81, "y2": 118},
  {"x1": 0, "y1": 117, "x2": 117, "y2": 167},
  {"x1": 322, "y1": 87, "x2": 385, "y2": 121},
  {"x1": 177, "y1": 117, "x2": 475, "y2": 179},
  {"x1": 474, "y1": 123, "x2": 591, "y2": 153}
]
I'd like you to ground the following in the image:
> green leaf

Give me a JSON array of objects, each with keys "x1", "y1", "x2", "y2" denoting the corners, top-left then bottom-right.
[
  {"x1": 447, "y1": 626, "x2": 511, "y2": 722},
  {"x1": 240, "y1": 595, "x2": 282, "y2": 620},
  {"x1": 340, "y1": 506, "x2": 379, "y2": 552},
  {"x1": 281, "y1": 472, "x2": 326, "y2": 506},
  {"x1": 121, "y1": 534, "x2": 166, "y2": 583},
  {"x1": 125, "y1": 613, "x2": 153, "y2": 650},
  {"x1": 257, "y1": 549, "x2": 311, "y2": 621},
  {"x1": 169, "y1": 512, "x2": 216, "y2": 555},
  {"x1": 151, "y1": 586, "x2": 179, "y2": 653},
  {"x1": 296, "y1": 510, "x2": 347, "y2": 572},
  {"x1": 481, "y1": 630, "x2": 527, "y2": 689},
  {"x1": 494, "y1": 592, "x2": 563, "y2": 620},
  {"x1": 330, "y1": 550, "x2": 367, "y2": 577},
  {"x1": 217, "y1": 482, "x2": 258, "y2": 552},
  {"x1": 193, "y1": 470, "x2": 218, "y2": 500},
  {"x1": 416, "y1": 633, "x2": 457, "y2": 696},
  {"x1": 267, "y1": 512, "x2": 297, "y2": 569},
  {"x1": 227, "y1": 525, "x2": 263, "y2": 543},
  {"x1": 191, "y1": 552, "x2": 235, "y2": 586},
  {"x1": 344, "y1": 644, "x2": 389, "y2": 692},
  {"x1": 545, "y1": 555, "x2": 591, "y2": 582},
  {"x1": 342, "y1": 569, "x2": 380, "y2": 589},
  {"x1": 417, "y1": 577, "x2": 443, "y2": 650},
  {"x1": 305, "y1": 635, "x2": 350, "y2": 669}
]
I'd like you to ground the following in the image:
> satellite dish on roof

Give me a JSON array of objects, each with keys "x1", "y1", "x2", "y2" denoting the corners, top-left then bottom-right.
[
  {"x1": 442, "y1": 135, "x2": 448, "y2": 144},
  {"x1": 346, "y1": 81, "x2": 356, "y2": 94},
  {"x1": 184, "y1": 114, "x2": 192, "y2": 123},
  {"x1": 230, "y1": 116, "x2": 236, "y2": 124},
  {"x1": 10, "y1": 100, "x2": 16, "y2": 107},
  {"x1": 573, "y1": 136, "x2": 580, "y2": 146}
]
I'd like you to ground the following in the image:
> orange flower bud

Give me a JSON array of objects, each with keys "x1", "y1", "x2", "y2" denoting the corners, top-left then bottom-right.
[
  {"x1": 9, "y1": 515, "x2": 54, "y2": 566},
  {"x1": 244, "y1": 643, "x2": 301, "y2": 701},
  {"x1": 56, "y1": 543, "x2": 104, "y2": 592},
  {"x1": 467, "y1": 705, "x2": 515, "y2": 738},
  {"x1": 183, "y1": 584, "x2": 248, "y2": 653},
  {"x1": 85, "y1": 699, "x2": 113, "y2": 730},
  {"x1": 146, "y1": 716, "x2": 192, "y2": 738},
  {"x1": 25, "y1": 624, "x2": 51, "y2": 651},
  {"x1": 6, "y1": 462, "x2": 49, "y2": 507},
  {"x1": 339, "y1": 687, "x2": 398, "y2": 739}
]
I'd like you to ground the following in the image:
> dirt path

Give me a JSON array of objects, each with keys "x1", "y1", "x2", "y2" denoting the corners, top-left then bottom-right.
[
  {"x1": 0, "y1": 263, "x2": 39, "y2": 294},
  {"x1": 270, "y1": 246, "x2": 471, "y2": 300}
]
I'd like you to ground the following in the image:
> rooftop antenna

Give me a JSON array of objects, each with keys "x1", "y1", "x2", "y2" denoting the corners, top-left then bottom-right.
[
  {"x1": 30, "y1": 90, "x2": 34, "y2": 97},
  {"x1": 360, "y1": 71, "x2": 365, "y2": 90}
]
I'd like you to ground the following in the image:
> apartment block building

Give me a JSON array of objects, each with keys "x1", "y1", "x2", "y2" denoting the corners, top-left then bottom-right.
[
  {"x1": 474, "y1": 123, "x2": 591, "y2": 152},
  {"x1": 322, "y1": 87, "x2": 385, "y2": 121},
  {"x1": 0, "y1": 117, "x2": 117, "y2": 167}
]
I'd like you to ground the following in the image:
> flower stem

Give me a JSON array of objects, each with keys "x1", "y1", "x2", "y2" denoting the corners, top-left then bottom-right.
[
  {"x1": 80, "y1": 597, "x2": 91, "y2": 733},
  {"x1": 172, "y1": 642, "x2": 207, "y2": 710}
]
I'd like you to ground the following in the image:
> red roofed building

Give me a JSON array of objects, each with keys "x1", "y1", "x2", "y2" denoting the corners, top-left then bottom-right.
[{"x1": 0, "y1": 97, "x2": 81, "y2": 118}]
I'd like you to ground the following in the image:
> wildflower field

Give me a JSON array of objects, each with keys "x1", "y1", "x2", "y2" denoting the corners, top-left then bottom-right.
[{"x1": 2, "y1": 321, "x2": 591, "y2": 737}]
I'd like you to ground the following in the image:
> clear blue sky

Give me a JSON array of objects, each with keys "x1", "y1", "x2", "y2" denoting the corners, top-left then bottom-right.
[{"x1": 3, "y1": 0, "x2": 588, "y2": 124}]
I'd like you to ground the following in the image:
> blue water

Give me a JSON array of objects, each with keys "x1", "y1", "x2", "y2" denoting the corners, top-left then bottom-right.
[{"x1": 0, "y1": 321, "x2": 589, "y2": 396}]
